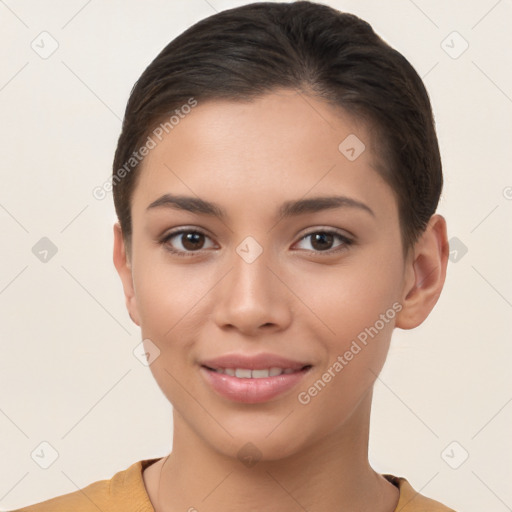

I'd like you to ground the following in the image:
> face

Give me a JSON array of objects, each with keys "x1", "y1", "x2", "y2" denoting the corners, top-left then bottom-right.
[{"x1": 115, "y1": 89, "x2": 414, "y2": 461}]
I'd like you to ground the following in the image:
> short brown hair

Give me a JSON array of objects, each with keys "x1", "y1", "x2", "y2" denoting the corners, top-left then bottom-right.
[{"x1": 112, "y1": 1, "x2": 442, "y2": 258}]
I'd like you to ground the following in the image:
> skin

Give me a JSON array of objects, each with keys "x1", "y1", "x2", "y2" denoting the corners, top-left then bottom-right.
[{"x1": 113, "y1": 88, "x2": 449, "y2": 512}]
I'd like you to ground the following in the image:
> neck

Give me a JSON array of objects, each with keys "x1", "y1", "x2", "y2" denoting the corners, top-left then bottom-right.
[{"x1": 156, "y1": 389, "x2": 398, "y2": 512}]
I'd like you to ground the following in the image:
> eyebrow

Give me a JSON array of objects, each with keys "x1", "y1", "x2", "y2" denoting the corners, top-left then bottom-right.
[{"x1": 146, "y1": 193, "x2": 375, "y2": 219}]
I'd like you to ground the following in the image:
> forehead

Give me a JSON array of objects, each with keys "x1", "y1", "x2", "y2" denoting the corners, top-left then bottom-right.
[{"x1": 132, "y1": 89, "x2": 396, "y2": 221}]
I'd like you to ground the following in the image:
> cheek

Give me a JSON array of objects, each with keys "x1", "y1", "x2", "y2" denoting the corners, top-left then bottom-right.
[
  {"x1": 293, "y1": 256, "x2": 402, "y2": 345},
  {"x1": 297, "y1": 254, "x2": 401, "y2": 419},
  {"x1": 133, "y1": 261, "x2": 201, "y2": 404},
  {"x1": 131, "y1": 253, "x2": 217, "y2": 389},
  {"x1": 295, "y1": 310, "x2": 396, "y2": 434},
  {"x1": 133, "y1": 250, "x2": 202, "y2": 336}
]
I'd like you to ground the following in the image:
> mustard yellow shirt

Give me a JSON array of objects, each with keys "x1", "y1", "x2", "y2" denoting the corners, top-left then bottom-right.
[{"x1": 12, "y1": 458, "x2": 457, "y2": 511}]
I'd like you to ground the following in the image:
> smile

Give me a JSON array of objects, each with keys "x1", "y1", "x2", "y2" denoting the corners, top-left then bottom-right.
[
  {"x1": 204, "y1": 366, "x2": 310, "y2": 378},
  {"x1": 200, "y1": 364, "x2": 312, "y2": 403}
]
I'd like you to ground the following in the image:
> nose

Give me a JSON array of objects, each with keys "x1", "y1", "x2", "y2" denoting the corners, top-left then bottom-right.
[{"x1": 212, "y1": 246, "x2": 293, "y2": 337}]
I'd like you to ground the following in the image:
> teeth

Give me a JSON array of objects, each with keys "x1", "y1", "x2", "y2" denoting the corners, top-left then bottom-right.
[
  {"x1": 211, "y1": 367, "x2": 299, "y2": 378},
  {"x1": 252, "y1": 369, "x2": 270, "y2": 378}
]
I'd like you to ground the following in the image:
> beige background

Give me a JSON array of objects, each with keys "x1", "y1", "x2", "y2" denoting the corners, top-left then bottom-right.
[{"x1": 1, "y1": 1, "x2": 511, "y2": 511}]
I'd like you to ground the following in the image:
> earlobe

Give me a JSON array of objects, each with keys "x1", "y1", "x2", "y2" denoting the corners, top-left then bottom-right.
[
  {"x1": 112, "y1": 222, "x2": 141, "y2": 326},
  {"x1": 395, "y1": 214, "x2": 449, "y2": 330}
]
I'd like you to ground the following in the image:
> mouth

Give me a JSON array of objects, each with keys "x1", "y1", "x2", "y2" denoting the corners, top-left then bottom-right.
[
  {"x1": 202, "y1": 365, "x2": 312, "y2": 378},
  {"x1": 199, "y1": 363, "x2": 312, "y2": 403}
]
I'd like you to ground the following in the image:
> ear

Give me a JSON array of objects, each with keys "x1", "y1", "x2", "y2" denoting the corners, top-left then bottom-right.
[
  {"x1": 113, "y1": 222, "x2": 141, "y2": 326},
  {"x1": 395, "y1": 214, "x2": 449, "y2": 330}
]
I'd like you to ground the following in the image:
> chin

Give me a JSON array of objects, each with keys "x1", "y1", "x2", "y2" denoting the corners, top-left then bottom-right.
[{"x1": 202, "y1": 426, "x2": 312, "y2": 466}]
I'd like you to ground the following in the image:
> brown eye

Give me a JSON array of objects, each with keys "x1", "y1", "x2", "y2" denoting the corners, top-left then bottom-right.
[
  {"x1": 180, "y1": 232, "x2": 206, "y2": 251},
  {"x1": 294, "y1": 230, "x2": 353, "y2": 254},
  {"x1": 310, "y1": 232, "x2": 335, "y2": 251},
  {"x1": 161, "y1": 229, "x2": 215, "y2": 257}
]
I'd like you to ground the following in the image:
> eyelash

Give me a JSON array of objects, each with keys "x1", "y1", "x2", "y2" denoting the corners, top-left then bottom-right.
[{"x1": 159, "y1": 228, "x2": 354, "y2": 258}]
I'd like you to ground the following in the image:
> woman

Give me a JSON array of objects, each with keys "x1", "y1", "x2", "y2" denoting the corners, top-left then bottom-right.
[{"x1": 15, "y1": 2, "x2": 455, "y2": 511}]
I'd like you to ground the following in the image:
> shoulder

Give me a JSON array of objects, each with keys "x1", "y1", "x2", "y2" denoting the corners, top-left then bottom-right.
[
  {"x1": 11, "y1": 458, "x2": 160, "y2": 512},
  {"x1": 384, "y1": 474, "x2": 458, "y2": 512}
]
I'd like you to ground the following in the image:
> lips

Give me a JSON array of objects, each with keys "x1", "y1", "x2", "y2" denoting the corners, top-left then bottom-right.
[{"x1": 199, "y1": 353, "x2": 312, "y2": 403}]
